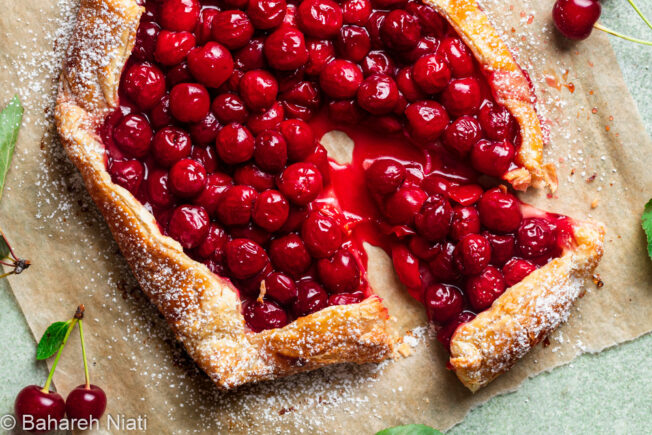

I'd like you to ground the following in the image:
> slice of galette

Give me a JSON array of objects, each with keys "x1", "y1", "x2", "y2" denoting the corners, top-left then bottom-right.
[{"x1": 55, "y1": 0, "x2": 603, "y2": 391}]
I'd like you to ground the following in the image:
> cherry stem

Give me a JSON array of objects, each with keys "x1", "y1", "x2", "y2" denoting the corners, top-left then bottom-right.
[
  {"x1": 626, "y1": 0, "x2": 652, "y2": 31},
  {"x1": 1, "y1": 231, "x2": 18, "y2": 262},
  {"x1": 594, "y1": 23, "x2": 652, "y2": 46},
  {"x1": 78, "y1": 319, "x2": 91, "y2": 389},
  {"x1": 42, "y1": 318, "x2": 78, "y2": 393}
]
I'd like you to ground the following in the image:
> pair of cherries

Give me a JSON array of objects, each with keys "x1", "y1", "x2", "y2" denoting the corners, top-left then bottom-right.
[{"x1": 13, "y1": 306, "x2": 106, "y2": 432}]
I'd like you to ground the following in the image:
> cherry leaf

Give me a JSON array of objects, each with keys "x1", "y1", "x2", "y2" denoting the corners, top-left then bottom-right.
[
  {"x1": 0, "y1": 95, "x2": 23, "y2": 200},
  {"x1": 36, "y1": 320, "x2": 70, "y2": 360},
  {"x1": 0, "y1": 231, "x2": 10, "y2": 260},
  {"x1": 376, "y1": 425, "x2": 443, "y2": 435},
  {"x1": 642, "y1": 198, "x2": 652, "y2": 261}
]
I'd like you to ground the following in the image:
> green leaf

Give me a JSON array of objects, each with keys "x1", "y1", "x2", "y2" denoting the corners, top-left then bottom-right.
[
  {"x1": 376, "y1": 424, "x2": 443, "y2": 435},
  {"x1": 643, "y1": 198, "x2": 652, "y2": 261},
  {"x1": 0, "y1": 95, "x2": 23, "y2": 200},
  {"x1": 36, "y1": 321, "x2": 70, "y2": 360},
  {"x1": 0, "y1": 231, "x2": 9, "y2": 260}
]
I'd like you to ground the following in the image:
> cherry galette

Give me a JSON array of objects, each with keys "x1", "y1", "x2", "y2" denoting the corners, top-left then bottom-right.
[{"x1": 56, "y1": 0, "x2": 603, "y2": 391}]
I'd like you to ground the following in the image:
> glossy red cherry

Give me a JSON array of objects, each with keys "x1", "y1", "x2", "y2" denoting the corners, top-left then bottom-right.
[
  {"x1": 235, "y1": 37, "x2": 266, "y2": 71},
  {"x1": 150, "y1": 95, "x2": 173, "y2": 129},
  {"x1": 280, "y1": 81, "x2": 321, "y2": 120},
  {"x1": 336, "y1": 25, "x2": 371, "y2": 62},
  {"x1": 413, "y1": 54, "x2": 450, "y2": 94},
  {"x1": 391, "y1": 244, "x2": 421, "y2": 289},
  {"x1": 269, "y1": 234, "x2": 312, "y2": 276},
  {"x1": 14, "y1": 385, "x2": 66, "y2": 432},
  {"x1": 402, "y1": 35, "x2": 438, "y2": 63},
  {"x1": 113, "y1": 114, "x2": 152, "y2": 158},
  {"x1": 168, "y1": 158, "x2": 206, "y2": 198},
  {"x1": 357, "y1": 74, "x2": 399, "y2": 115},
  {"x1": 252, "y1": 189, "x2": 290, "y2": 231},
  {"x1": 253, "y1": 130, "x2": 288, "y2": 173},
  {"x1": 466, "y1": 265, "x2": 506, "y2": 311},
  {"x1": 328, "y1": 99, "x2": 364, "y2": 124},
  {"x1": 239, "y1": 70, "x2": 279, "y2": 112},
  {"x1": 152, "y1": 127, "x2": 191, "y2": 167},
  {"x1": 408, "y1": 235, "x2": 441, "y2": 261},
  {"x1": 264, "y1": 272, "x2": 298, "y2": 304},
  {"x1": 329, "y1": 291, "x2": 364, "y2": 305},
  {"x1": 405, "y1": 100, "x2": 449, "y2": 143},
  {"x1": 154, "y1": 30, "x2": 196, "y2": 66},
  {"x1": 318, "y1": 249, "x2": 361, "y2": 293},
  {"x1": 292, "y1": 279, "x2": 329, "y2": 316},
  {"x1": 301, "y1": 211, "x2": 343, "y2": 259},
  {"x1": 365, "y1": 158, "x2": 406, "y2": 195},
  {"x1": 396, "y1": 67, "x2": 424, "y2": 102},
  {"x1": 552, "y1": 0, "x2": 601, "y2": 40},
  {"x1": 109, "y1": 160, "x2": 144, "y2": 194},
  {"x1": 264, "y1": 26, "x2": 309, "y2": 71},
  {"x1": 216, "y1": 185, "x2": 258, "y2": 226},
  {"x1": 247, "y1": 101, "x2": 285, "y2": 134},
  {"x1": 247, "y1": 0, "x2": 287, "y2": 29},
  {"x1": 440, "y1": 77, "x2": 481, "y2": 117},
  {"x1": 305, "y1": 39, "x2": 336, "y2": 75},
  {"x1": 424, "y1": 283, "x2": 463, "y2": 323},
  {"x1": 244, "y1": 299, "x2": 289, "y2": 332},
  {"x1": 225, "y1": 238, "x2": 269, "y2": 279},
  {"x1": 65, "y1": 384, "x2": 107, "y2": 422},
  {"x1": 147, "y1": 169, "x2": 175, "y2": 208},
  {"x1": 277, "y1": 162, "x2": 323, "y2": 205},
  {"x1": 193, "y1": 172, "x2": 232, "y2": 216},
  {"x1": 212, "y1": 93, "x2": 249, "y2": 124},
  {"x1": 442, "y1": 115, "x2": 482, "y2": 158},
  {"x1": 428, "y1": 241, "x2": 460, "y2": 282},
  {"x1": 319, "y1": 59, "x2": 363, "y2": 99},
  {"x1": 470, "y1": 139, "x2": 516, "y2": 178},
  {"x1": 215, "y1": 122, "x2": 255, "y2": 164},
  {"x1": 166, "y1": 61, "x2": 193, "y2": 87},
  {"x1": 297, "y1": 0, "x2": 343, "y2": 38},
  {"x1": 123, "y1": 63, "x2": 166, "y2": 110},
  {"x1": 194, "y1": 223, "x2": 228, "y2": 259},
  {"x1": 517, "y1": 217, "x2": 556, "y2": 259},
  {"x1": 189, "y1": 112, "x2": 220, "y2": 145},
  {"x1": 439, "y1": 37, "x2": 475, "y2": 77},
  {"x1": 503, "y1": 257, "x2": 537, "y2": 287},
  {"x1": 168, "y1": 205, "x2": 209, "y2": 249},
  {"x1": 450, "y1": 205, "x2": 481, "y2": 241},
  {"x1": 478, "y1": 187, "x2": 522, "y2": 233},
  {"x1": 194, "y1": 8, "x2": 219, "y2": 45},
  {"x1": 133, "y1": 21, "x2": 160, "y2": 62},
  {"x1": 279, "y1": 119, "x2": 316, "y2": 161},
  {"x1": 478, "y1": 101, "x2": 516, "y2": 141},
  {"x1": 211, "y1": 10, "x2": 255, "y2": 50},
  {"x1": 159, "y1": 0, "x2": 199, "y2": 32},
  {"x1": 414, "y1": 194, "x2": 453, "y2": 242},
  {"x1": 383, "y1": 186, "x2": 427, "y2": 225},
  {"x1": 454, "y1": 233, "x2": 491, "y2": 275},
  {"x1": 360, "y1": 50, "x2": 394, "y2": 76},
  {"x1": 342, "y1": 0, "x2": 372, "y2": 25},
  {"x1": 169, "y1": 83, "x2": 210, "y2": 123},
  {"x1": 187, "y1": 42, "x2": 234, "y2": 88},
  {"x1": 233, "y1": 164, "x2": 275, "y2": 191},
  {"x1": 485, "y1": 232, "x2": 516, "y2": 266},
  {"x1": 381, "y1": 9, "x2": 421, "y2": 50},
  {"x1": 405, "y1": 1, "x2": 446, "y2": 37}
]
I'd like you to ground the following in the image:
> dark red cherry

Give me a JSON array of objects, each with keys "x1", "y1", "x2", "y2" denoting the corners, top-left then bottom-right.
[
  {"x1": 428, "y1": 241, "x2": 460, "y2": 282},
  {"x1": 216, "y1": 185, "x2": 258, "y2": 226},
  {"x1": 297, "y1": 0, "x2": 344, "y2": 39},
  {"x1": 517, "y1": 217, "x2": 556, "y2": 259},
  {"x1": 329, "y1": 291, "x2": 364, "y2": 305},
  {"x1": 109, "y1": 160, "x2": 144, "y2": 194},
  {"x1": 169, "y1": 82, "x2": 210, "y2": 123},
  {"x1": 247, "y1": 0, "x2": 287, "y2": 30},
  {"x1": 254, "y1": 130, "x2": 288, "y2": 173},
  {"x1": 168, "y1": 205, "x2": 209, "y2": 249},
  {"x1": 454, "y1": 233, "x2": 491, "y2": 275},
  {"x1": 478, "y1": 101, "x2": 517, "y2": 141},
  {"x1": 14, "y1": 385, "x2": 65, "y2": 432},
  {"x1": 277, "y1": 162, "x2": 323, "y2": 205},
  {"x1": 292, "y1": 279, "x2": 328, "y2": 317},
  {"x1": 239, "y1": 69, "x2": 279, "y2": 112},
  {"x1": 113, "y1": 114, "x2": 152, "y2": 158},
  {"x1": 342, "y1": 0, "x2": 372, "y2": 25},
  {"x1": 503, "y1": 257, "x2": 537, "y2": 286},
  {"x1": 319, "y1": 59, "x2": 363, "y2": 99},
  {"x1": 252, "y1": 189, "x2": 290, "y2": 232},
  {"x1": 478, "y1": 187, "x2": 522, "y2": 233},
  {"x1": 264, "y1": 272, "x2": 298, "y2": 305},
  {"x1": 383, "y1": 186, "x2": 427, "y2": 225},
  {"x1": 212, "y1": 93, "x2": 249, "y2": 124},
  {"x1": 405, "y1": 100, "x2": 449, "y2": 143},
  {"x1": 65, "y1": 385, "x2": 107, "y2": 422},
  {"x1": 215, "y1": 122, "x2": 255, "y2": 164},
  {"x1": 466, "y1": 265, "x2": 506, "y2": 311},
  {"x1": 485, "y1": 232, "x2": 516, "y2": 267},
  {"x1": 301, "y1": 211, "x2": 343, "y2": 259},
  {"x1": 380, "y1": 9, "x2": 421, "y2": 50},
  {"x1": 470, "y1": 139, "x2": 515, "y2": 178},
  {"x1": 154, "y1": 30, "x2": 196, "y2": 66},
  {"x1": 391, "y1": 244, "x2": 421, "y2": 289},
  {"x1": 152, "y1": 126, "x2": 192, "y2": 167},
  {"x1": 365, "y1": 158, "x2": 406, "y2": 195},
  {"x1": 211, "y1": 10, "x2": 255, "y2": 50},
  {"x1": 187, "y1": 42, "x2": 234, "y2": 88},
  {"x1": 225, "y1": 238, "x2": 269, "y2": 279},
  {"x1": 413, "y1": 54, "x2": 450, "y2": 94},
  {"x1": 357, "y1": 74, "x2": 399, "y2": 115},
  {"x1": 279, "y1": 119, "x2": 316, "y2": 161},
  {"x1": 168, "y1": 158, "x2": 207, "y2": 198},
  {"x1": 450, "y1": 205, "x2": 481, "y2": 241},
  {"x1": 424, "y1": 283, "x2": 463, "y2": 323},
  {"x1": 414, "y1": 194, "x2": 453, "y2": 242},
  {"x1": 317, "y1": 249, "x2": 361, "y2": 293},
  {"x1": 147, "y1": 169, "x2": 176, "y2": 208},
  {"x1": 123, "y1": 62, "x2": 166, "y2": 110},
  {"x1": 194, "y1": 223, "x2": 228, "y2": 260},
  {"x1": 159, "y1": 0, "x2": 200, "y2": 32},
  {"x1": 436, "y1": 311, "x2": 475, "y2": 351},
  {"x1": 269, "y1": 234, "x2": 312, "y2": 277},
  {"x1": 336, "y1": 25, "x2": 371, "y2": 62},
  {"x1": 442, "y1": 115, "x2": 482, "y2": 158},
  {"x1": 244, "y1": 299, "x2": 289, "y2": 332},
  {"x1": 440, "y1": 77, "x2": 481, "y2": 117},
  {"x1": 264, "y1": 26, "x2": 309, "y2": 71},
  {"x1": 552, "y1": 0, "x2": 601, "y2": 40}
]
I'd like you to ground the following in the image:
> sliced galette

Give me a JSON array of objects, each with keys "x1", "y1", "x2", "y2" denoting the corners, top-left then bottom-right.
[{"x1": 56, "y1": 0, "x2": 603, "y2": 391}]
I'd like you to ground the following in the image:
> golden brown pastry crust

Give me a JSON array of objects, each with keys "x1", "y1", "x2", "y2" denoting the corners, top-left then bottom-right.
[
  {"x1": 55, "y1": 0, "x2": 395, "y2": 390},
  {"x1": 426, "y1": 0, "x2": 557, "y2": 192},
  {"x1": 54, "y1": 0, "x2": 601, "y2": 391},
  {"x1": 450, "y1": 219, "x2": 605, "y2": 391}
]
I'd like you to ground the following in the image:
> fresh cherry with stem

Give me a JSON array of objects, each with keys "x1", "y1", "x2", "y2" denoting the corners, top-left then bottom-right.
[
  {"x1": 552, "y1": 0, "x2": 652, "y2": 45},
  {"x1": 14, "y1": 307, "x2": 83, "y2": 432},
  {"x1": 65, "y1": 312, "x2": 107, "y2": 422}
]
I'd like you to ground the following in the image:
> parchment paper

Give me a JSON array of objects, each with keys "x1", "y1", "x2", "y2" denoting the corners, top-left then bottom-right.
[{"x1": 0, "y1": 0, "x2": 651, "y2": 432}]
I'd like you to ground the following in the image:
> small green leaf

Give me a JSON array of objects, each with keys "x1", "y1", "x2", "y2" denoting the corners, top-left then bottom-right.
[
  {"x1": 0, "y1": 95, "x2": 23, "y2": 200},
  {"x1": 643, "y1": 198, "x2": 652, "y2": 261},
  {"x1": 0, "y1": 231, "x2": 10, "y2": 260},
  {"x1": 376, "y1": 424, "x2": 443, "y2": 435},
  {"x1": 36, "y1": 321, "x2": 70, "y2": 360}
]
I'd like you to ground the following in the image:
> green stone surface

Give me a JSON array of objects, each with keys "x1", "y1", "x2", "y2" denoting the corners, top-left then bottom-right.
[{"x1": 0, "y1": 1, "x2": 650, "y2": 433}]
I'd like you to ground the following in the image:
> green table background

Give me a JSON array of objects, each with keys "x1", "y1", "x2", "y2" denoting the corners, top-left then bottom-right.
[{"x1": 0, "y1": 1, "x2": 651, "y2": 433}]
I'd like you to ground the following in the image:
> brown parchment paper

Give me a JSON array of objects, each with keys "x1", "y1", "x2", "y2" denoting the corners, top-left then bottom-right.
[{"x1": 1, "y1": 0, "x2": 651, "y2": 432}]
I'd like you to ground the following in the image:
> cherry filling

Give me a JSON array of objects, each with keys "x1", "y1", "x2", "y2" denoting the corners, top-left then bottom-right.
[{"x1": 102, "y1": 0, "x2": 563, "y2": 341}]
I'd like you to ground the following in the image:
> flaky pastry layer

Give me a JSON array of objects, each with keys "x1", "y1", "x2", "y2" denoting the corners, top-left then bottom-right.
[{"x1": 54, "y1": 0, "x2": 601, "y2": 391}]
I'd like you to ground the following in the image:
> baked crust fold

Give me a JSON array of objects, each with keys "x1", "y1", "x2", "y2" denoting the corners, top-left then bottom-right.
[
  {"x1": 55, "y1": 0, "x2": 395, "y2": 390},
  {"x1": 54, "y1": 0, "x2": 602, "y2": 392}
]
